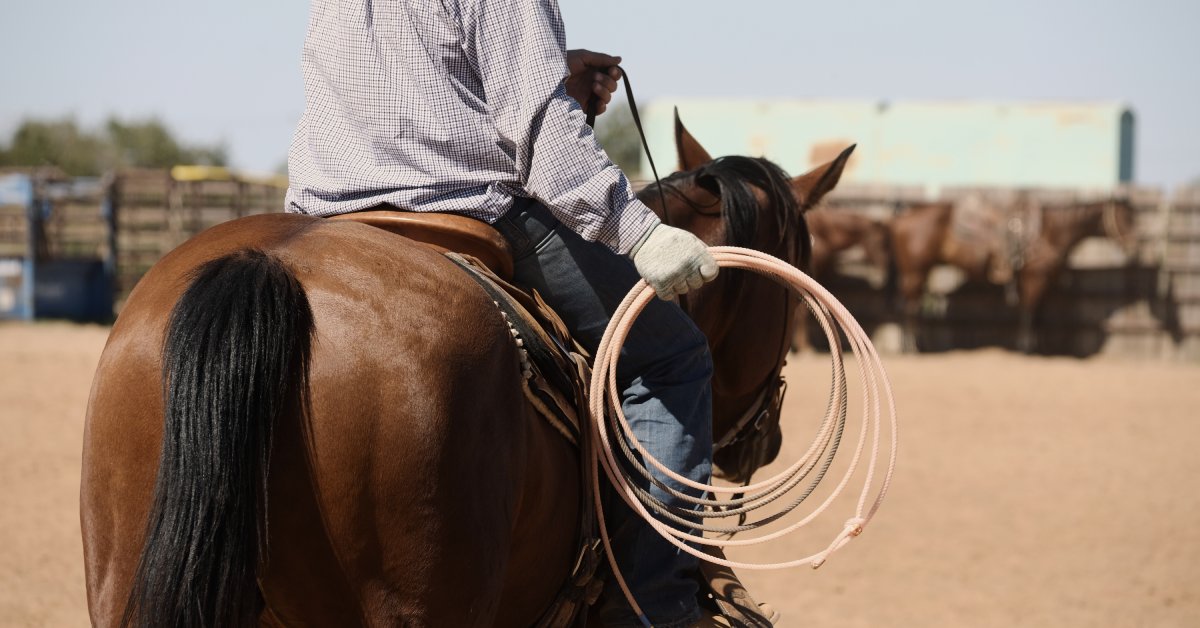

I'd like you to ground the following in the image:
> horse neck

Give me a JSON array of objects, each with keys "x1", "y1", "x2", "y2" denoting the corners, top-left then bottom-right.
[
  {"x1": 1043, "y1": 202, "x2": 1106, "y2": 249},
  {"x1": 693, "y1": 231, "x2": 793, "y2": 431}
]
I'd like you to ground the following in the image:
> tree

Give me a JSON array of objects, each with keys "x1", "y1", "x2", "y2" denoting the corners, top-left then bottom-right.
[
  {"x1": 0, "y1": 118, "x2": 108, "y2": 176},
  {"x1": 592, "y1": 100, "x2": 643, "y2": 180},
  {"x1": 106, "y1": 118, "x2": 227, "y2": 170},
  {"x1": 0, "y1": 116, "x2": 227, "y2": 176}
]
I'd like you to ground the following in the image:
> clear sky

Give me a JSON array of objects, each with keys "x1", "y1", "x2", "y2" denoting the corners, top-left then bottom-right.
[{"x1": 2, "y1": 0, "x2": 1197, "y2": 188}]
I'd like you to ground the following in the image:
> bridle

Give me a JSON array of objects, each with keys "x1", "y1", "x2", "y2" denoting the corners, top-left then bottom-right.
[{"x1": 710, "y1": 279, "x2": 793, "y2": 456}]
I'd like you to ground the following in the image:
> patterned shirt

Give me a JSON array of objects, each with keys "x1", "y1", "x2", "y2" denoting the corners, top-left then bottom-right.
[{"x1": 285, "y1": 0, "x2": 659, "y2": 254}]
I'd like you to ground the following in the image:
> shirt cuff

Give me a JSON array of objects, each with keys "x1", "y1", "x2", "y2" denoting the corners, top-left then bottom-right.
[{"x1": 605, "y1": 198, "x2": 662, "y2": 255}]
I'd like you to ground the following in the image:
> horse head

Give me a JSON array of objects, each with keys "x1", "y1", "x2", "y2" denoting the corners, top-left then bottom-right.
[{"x1": 636, "y1": 109, "x2": 853, "y2": 483}]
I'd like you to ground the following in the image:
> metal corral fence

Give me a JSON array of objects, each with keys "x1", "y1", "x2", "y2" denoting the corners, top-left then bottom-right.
[{"x1": 816, "y1": 184, "x2": 1200, "y2": 361}]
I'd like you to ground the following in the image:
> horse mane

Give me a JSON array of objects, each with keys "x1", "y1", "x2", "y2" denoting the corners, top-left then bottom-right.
[
  {"x1": 639, "y1": 156, "x2": 808, "y2": 310},
  {"x1": 649, "y1": 155, "x2": 809, "y2": 270}
]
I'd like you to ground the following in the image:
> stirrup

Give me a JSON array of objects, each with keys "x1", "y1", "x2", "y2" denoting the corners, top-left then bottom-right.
[
  {"x1": 695, "y1": 547, "x2": 778, "y2": 628},
  {"x1": 691, "y1": 604, "x2": 779, "y2": 628}
]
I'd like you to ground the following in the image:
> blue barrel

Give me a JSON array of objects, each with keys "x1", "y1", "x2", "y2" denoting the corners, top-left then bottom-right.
[
  {"x1": 0, "y1": 173, "x2": 115, "y2": 322},
  {"x1": 34, "y1": 259, "x2": 114, "y2": 321}
]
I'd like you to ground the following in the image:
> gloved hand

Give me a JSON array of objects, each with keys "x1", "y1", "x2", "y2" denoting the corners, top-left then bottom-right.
[{"x1": 629, "y1": 224, "x2": 719, "y2": 300}]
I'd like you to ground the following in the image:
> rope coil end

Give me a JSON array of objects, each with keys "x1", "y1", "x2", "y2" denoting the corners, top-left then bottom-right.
[{"x1": 810, "y1": 517, "x2": 868, "y2": 569}]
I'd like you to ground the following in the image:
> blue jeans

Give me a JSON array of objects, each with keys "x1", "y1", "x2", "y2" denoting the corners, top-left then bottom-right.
[{"x1": 493, "y1": 200, "x2": 713, "y2": 628}]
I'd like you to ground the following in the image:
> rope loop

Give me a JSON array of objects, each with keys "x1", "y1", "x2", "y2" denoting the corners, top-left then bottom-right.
[{"x1": 588, "y1": 247, "x2": 899, "y2": 620}]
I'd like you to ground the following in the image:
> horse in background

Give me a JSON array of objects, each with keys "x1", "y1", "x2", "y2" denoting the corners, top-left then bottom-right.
[
  {"x1": 807, "y1": 210, "x2": 891, "y2": 283},
  {"x1": 792, "y1": 210, "x2": 892, "y2": 351},
  {"x1": 80, "y1": 123, "x2": 853, "y2": 625},
  {"x1": 890, "y1": 194, "x2": 1139, "y2": 352}
]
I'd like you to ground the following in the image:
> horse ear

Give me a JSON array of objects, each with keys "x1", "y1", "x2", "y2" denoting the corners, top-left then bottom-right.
[
  {"x1": 675, "y1": 107, "x2": 714, "y2": 171},
  {"x1": 792, "y1": 144, "x2": 855, "y2": 210}
]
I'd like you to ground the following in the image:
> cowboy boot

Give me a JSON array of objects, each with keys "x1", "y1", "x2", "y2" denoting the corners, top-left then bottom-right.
[{"x1": 693, "y1": 547, "x2": 779, "y2": 628}]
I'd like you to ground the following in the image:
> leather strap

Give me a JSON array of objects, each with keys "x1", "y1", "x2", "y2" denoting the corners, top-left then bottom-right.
[
  {"x1": 584, "y1": 65, "x2": 687, "y2": 311},
  {"x1": 584, "y1": 65, "x2": 670, "y2": 228}
]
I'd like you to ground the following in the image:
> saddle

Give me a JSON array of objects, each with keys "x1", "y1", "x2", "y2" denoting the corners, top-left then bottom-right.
[
  {"x1": 330, "y1": 208, "x2": 516, "y2": 280},
  {"x1": 946, "y1": 194, "x2": 1041, "y2": 285}
]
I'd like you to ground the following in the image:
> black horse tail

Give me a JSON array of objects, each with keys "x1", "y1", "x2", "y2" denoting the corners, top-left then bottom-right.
[{"x1": 123, "y1": 249, "x2": 314, "y2": 628}]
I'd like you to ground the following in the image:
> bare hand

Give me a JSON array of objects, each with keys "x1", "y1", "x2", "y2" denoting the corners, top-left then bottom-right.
[{"x1": 565, "y1": 49, "x2": 622, "y2": 116}]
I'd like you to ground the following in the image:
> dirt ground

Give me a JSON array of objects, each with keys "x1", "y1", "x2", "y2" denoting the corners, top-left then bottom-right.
[{"x1": 2, "y1": 322, "x2": 1198, "y2": 627}]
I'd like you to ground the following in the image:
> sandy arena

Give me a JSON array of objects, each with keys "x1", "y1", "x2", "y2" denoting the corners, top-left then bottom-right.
[{"x1": 2, "y1": 322, "x2": 1197, "y2": 627}]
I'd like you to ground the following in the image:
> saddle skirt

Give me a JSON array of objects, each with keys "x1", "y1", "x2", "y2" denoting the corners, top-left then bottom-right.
[{"x1": 446, "y1": 252, "x2": 590, "y2": 448}]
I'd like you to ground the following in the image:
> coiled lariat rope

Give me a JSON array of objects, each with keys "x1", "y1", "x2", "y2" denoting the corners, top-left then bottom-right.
[{"x1": 588, "y1": 246, "x2": 899, "y2": 625}]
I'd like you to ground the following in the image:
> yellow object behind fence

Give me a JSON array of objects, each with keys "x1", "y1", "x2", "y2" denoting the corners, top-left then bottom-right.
[{"x1": 170, "y1": 165, "x2": 288, "y2": 188}]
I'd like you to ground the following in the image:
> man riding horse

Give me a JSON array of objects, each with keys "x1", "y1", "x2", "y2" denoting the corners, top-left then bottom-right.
[{"x1": 285, "y1": 1, "x2": 760, "y2": 626}]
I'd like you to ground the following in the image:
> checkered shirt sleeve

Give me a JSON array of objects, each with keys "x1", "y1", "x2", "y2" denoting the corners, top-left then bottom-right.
[{"x1": 285, "y1": 0, "x2": 659, "y2": 254}]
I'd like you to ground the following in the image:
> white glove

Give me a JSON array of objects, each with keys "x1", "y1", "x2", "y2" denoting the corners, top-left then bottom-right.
[{"x1": 629, "y1": 224, "x2": 719, "y2": 300}]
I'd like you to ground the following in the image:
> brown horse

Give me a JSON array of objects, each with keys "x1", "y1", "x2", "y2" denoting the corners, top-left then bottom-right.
[
  {"x1": 788, "y1": 210, "x2": 891, "y2": 351},
  {"x1": 806, "y1": 210, "x2": 891, "y2": 283},
  {"x1": 890, "y1": 197, "x2": 1138, "y2": 352},
  {"x1": 671, "y1": 110, "x2": 866, "y2": 354},
  {"x1": 80, "y1": 136, "x2": 852, "y2": 624}
]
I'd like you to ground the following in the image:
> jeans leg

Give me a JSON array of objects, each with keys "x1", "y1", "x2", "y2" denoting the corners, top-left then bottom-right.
[{"x1": 493, "y1": 202, "x2": 712, "y2": 628}]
